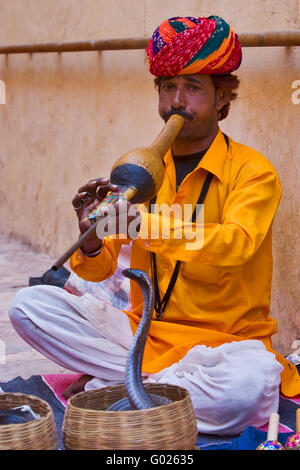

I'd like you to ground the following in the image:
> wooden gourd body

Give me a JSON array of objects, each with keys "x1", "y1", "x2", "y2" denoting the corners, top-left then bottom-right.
[{"x1": 107, "y1": 114, "x2": 184, "y2": 204}]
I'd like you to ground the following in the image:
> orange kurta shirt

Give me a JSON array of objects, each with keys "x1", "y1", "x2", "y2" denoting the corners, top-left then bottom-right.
[{"x1": 70, "y1": 129, "x2": 300, "y2": 397}]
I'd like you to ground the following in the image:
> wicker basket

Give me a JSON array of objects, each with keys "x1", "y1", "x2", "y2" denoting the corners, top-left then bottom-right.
[
  {"x1": 62, "y1": 383, "x2": 197, "y2": 450},
  {"x1": 0, "y1": 393, "x2": 58, "y2": 450}
]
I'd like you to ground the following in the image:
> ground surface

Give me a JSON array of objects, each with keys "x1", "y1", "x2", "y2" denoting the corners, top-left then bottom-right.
[{"x1": 0, "y1": 233, "x2": 71, "y2": 381}]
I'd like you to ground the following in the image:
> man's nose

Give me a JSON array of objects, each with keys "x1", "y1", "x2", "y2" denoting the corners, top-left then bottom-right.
[{"x1": 171, "y1": 87, "x2": 186, "y2": 110}]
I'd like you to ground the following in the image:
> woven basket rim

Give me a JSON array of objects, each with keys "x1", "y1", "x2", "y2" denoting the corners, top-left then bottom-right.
[
  {"x1": 62, "y1": 383, "x2": 197, "y2": 450},
  {"x1": 0, "y1": 392, "x2": 54, "y2": 429},
  {"x1": 67, "y1": 383, "x2": 191, "y2": 414}
]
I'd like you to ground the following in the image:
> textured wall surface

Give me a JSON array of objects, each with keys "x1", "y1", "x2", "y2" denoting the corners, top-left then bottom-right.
[{"x1": 0, "y1": 0, "x2": 299, "y2": 355}]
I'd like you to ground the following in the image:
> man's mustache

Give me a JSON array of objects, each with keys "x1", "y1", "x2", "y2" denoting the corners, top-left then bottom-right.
[{"x1": 163, "y1": 109, "x2": 194, "y2": 122}]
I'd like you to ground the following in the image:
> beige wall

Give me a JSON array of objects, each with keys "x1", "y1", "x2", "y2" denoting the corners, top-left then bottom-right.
[{"x1": 0, "y1": 0, "x2": 300, "y2": 355}]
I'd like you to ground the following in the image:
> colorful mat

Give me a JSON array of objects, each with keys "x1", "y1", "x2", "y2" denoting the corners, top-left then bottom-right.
[{"x1": 0, "y1": 373, "x2": 299, "y2": 450}]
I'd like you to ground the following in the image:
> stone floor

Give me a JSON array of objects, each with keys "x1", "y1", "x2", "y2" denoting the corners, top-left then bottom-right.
[{"x1": 0, "y1": 233, "x2": 71, "y2": 382}]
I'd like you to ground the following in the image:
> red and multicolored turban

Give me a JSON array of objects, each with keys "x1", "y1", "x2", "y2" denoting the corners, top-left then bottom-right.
[{"x1": 147, "y1": 15, "x2": 242, "y2": 77}]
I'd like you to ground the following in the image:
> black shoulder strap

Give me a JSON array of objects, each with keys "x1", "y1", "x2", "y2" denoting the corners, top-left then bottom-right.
[
  {"x1": 223, "y1": 132, "x2": 229, "y2": 150},
  {"x1": 191, "y1": 171, "x2": 213, "y2": 222}
]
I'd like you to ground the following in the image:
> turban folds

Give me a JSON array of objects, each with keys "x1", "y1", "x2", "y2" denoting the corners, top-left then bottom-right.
[{"x1": 147, "y1": 15, "x2": 242, "y2": 77}]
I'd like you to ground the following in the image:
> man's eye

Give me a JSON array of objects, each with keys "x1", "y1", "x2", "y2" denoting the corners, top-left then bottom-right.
[
  {"x1": 161, "y1": 83, "x2": 174, "y2": 90},
  {"x1": 188, "y1": 85, "x2": 201, "y2": 92}
]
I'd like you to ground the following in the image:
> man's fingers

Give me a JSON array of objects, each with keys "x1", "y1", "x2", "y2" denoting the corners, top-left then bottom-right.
[
  {"x1": 78, "y1": 200, "x2": 100, "y2": 232},
  {"x1": 72, "y1": 192, "x2": 95, "y2": 210},
  {"x1": 77, "y1": 178, "x2": 118, "y2": 197},
  {"x1": 95, "y1": 183, "x2": 119, "y2": 201},
  {"x1": 77, "y1": 178, "x2": 109, "y2": 194}
]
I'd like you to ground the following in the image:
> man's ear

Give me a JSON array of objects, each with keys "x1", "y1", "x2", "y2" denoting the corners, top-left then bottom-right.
[{"x1": 216, "y1": 88, "x2": 232, "y2": 112}]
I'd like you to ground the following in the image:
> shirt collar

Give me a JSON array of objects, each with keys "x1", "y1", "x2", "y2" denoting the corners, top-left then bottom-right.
[{"x1": 163, "y1": 128, "x2": 228, "y2": 184}]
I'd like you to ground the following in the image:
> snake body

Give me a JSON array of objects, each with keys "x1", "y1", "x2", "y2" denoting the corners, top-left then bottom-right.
[{"x1": 108, "y1": 269, "x2": 172, "y2": 411}]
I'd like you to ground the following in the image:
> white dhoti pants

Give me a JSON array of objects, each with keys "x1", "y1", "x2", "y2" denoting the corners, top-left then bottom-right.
[{"x1": 9, "y1": 284, "x2": 283, "y2": 435}]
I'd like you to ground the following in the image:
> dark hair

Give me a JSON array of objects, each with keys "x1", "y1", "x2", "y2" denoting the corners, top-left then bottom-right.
[
  {"x1": 211, "y1": 74, "x2": 240, "y2": 120},
  {"x1": 154, "y1": 74, "x2": 240, "y2": 121}
]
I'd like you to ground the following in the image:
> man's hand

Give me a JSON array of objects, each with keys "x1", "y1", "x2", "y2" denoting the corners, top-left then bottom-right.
[
  {"x1": 72, "y1": 178, "x2": 140, "y2": 254},
  {"x1": 72, "y1": 178, "x2": 119, "y2": 253}
]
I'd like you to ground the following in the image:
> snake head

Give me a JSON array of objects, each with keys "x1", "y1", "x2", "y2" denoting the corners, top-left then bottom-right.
[
  {"x1": 122, "y1": 268, "x2": 153, "y2": 291},
  {"x1": 123, "y1": 268, "x2": 150, "y2": 283}
]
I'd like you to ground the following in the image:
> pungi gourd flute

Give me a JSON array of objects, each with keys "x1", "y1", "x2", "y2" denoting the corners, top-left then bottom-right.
[{"x1": 51, "y1": 113, "x2": 184, "y2": 271}]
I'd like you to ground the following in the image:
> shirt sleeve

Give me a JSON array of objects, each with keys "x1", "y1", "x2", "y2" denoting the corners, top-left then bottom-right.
[
  {"x1": 69, "y1": 236, "x2": 130, "y2": 282},
  {"x1": 137, "y1": 162, "x2": 282, "y2": 268}
]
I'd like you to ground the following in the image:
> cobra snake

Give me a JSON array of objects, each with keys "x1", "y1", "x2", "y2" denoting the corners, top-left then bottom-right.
[{"x1": 108, "y1": 269, "x2": 172, "y2": 411}]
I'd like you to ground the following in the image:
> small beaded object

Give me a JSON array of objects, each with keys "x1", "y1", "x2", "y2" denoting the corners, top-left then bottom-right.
[
  {"x1": 285, "y1": 408, "x2": 300, "y2": 450},
  {"x1": 256, "y1": 440, "x2": 284, "y2": 450},
  {"x1": 256, "y1": 413, "x2": 284, "y2": 450}
]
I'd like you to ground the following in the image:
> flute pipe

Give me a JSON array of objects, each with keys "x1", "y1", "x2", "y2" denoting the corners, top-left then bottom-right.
[
  {"x1": 150, "y1": 114, "x2": 185, "y2": 158},
  {"x1": 84, "y1": 185, "x2": 137, "y2": 223},
  {"x1": 1, "y1": 30, "x2": 300, "y2": 54}
]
